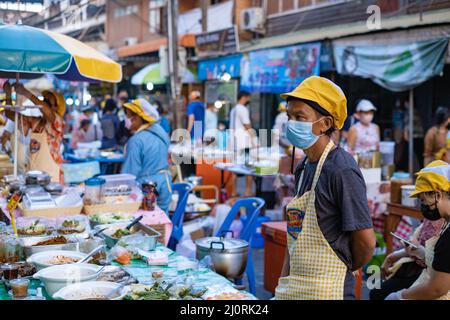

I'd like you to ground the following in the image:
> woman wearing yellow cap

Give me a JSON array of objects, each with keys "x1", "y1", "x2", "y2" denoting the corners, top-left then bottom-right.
[
  {"x1": 121, "y1": 98, "x2": 172, "y2": 213},
  {"x1": 274, "y1": 76, "x2": 376, "y2": 300},
  {"x1": 386, "y1": 160, "x2": 450, "y2": 300},
  {"x1": 3, "y1": 81, "x2": 65, "y2": 183}
]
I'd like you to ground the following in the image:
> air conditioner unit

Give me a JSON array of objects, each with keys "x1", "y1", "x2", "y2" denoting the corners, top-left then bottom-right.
[
  {"x1": 124, "y1": 37, "x2": 138, "y2": 46},
  {"x1": 240, "y1": 7, "x2": 265, "y2": 31}
]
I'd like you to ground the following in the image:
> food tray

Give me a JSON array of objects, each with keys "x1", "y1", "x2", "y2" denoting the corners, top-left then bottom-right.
[
  {"x1": 83, "y1": 201, "x2": 141, "y2": 216},
  {"x1": 95, "y1": 222, "x2": 160, "y2": 249},
  {"x1": 21, "y1": 205, "x2": 83, "y2": 218}
]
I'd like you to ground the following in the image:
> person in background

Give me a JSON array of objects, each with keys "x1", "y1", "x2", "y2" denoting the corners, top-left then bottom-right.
[
  {"x1": 100, "y1": 99, "x2": 120, "y2": 150},
  {"x1": 229, "y1": 91, "x2": 257, "y2": 197},
  {"x1": 273, "y1": 101, "x2": 290, "y2": 154},
  {"x1": 424, "y1": 107, "x2": 449, "y2": 166},
  {"x1": 386, "y1": 160, "x2": 450, "y2": 300},
  {"x1": 217, "y1": 121, "x2": 228, "y2": 150},
  {"x1": 121, "y1": 98, "x2": 172, "y2": 214},
  {"x1": 73, "y1": 105, "x2": 103, "y2": 144},
  {"x1": 346, "y1": 99, "x2": 380, "y2": 154},
  {"x1": 5, "y1": 82, "x2": 66, "y2": 183},
  {"x1": 204, "y1": 103, "x2": 218, "y2": 142},
  {"x1": 154, "y1": 100, "x2": 171, "y2": 135},
  {"x1": 275, "y1": 76, "x2": 375, "y2": 300},
  {"x1": 186, "y1": 91, "x2": 205, "y2": 143},
  {"x1": 116, "y1": 90, "x2": 131, "y2": 146},
  {"x1": 370, "y1": 217, "x2": 445, "y2": 300},
  {"x1": 71, "y1": 119, "x2": 91, "y2": 149}
]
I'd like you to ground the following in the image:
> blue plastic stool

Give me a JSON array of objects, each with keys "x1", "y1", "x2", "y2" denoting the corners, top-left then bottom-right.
[
  {"x1": 215, "y1": 197, "x2": 265, "y2": 296},
  {"x1": 168, "y1": 182, "x2": 193, "y2": 250}
]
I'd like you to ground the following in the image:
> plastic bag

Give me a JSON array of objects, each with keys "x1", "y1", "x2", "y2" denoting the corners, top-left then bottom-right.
[
  {"x1": 110, "y1": 245, "x2": 132, "y2": 265},
  {"x1": 117, "y1": 231, "x2": 154, "y2": 251},
  {"x1": 175, "y1": 234, "x2": 196, "y2": 259}
]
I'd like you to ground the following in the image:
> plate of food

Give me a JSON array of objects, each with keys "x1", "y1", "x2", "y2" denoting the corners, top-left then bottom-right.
[
  {"x1": 17, "y1": 217, "x2": 53, "y2": 237},
  {"x1": 53, "y1": 281, "x2": 129, "y2": 300},
  {"x1": 89, "y1": 213, "x2": 134, "y2": 227},
  {"x1": 27, "y1": 250, "x2": 87, "y2": 270},
  {"x1": 56, "y1": 215, "x2": 88, "y2": 235}
]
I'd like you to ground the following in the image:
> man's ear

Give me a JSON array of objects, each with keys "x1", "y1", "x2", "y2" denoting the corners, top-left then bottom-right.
[{"x1": 320, "y1": 116, "x2": 334, "y2": 134}]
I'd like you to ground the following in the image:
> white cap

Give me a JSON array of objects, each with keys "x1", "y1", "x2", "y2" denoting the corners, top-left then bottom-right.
[
  {"x1": 138, "y1": 98, "x2": 160, "y2": 121},
  {"x1": 356, "y1": 99, "x2": 377, "y2": 112},
  {"x1": 19, "y1": 100, "x2": 43, "y2": 117}
]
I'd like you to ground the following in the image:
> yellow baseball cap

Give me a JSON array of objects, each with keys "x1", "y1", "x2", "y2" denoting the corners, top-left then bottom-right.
[
  {"x1": 123, "y1": 98, "x2": 159, "y2": 123},
  {"x1": 410, "y1": 160, "x2": 450, "y2": 198},
  {"x1": 280, "y1": 76, "x2": 347, "y2": 130}
]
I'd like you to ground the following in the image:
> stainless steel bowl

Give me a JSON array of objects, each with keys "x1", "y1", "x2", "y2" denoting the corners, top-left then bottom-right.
[{"x1": 195, "y1": 236, "x2": 249, "y2": 279}]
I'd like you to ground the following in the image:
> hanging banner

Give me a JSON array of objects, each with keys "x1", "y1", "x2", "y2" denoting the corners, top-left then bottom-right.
[
  {"x1": 334, "y1": 38, "x2": 449, "y2": 92},
  {"x1": 240, "y1": 42, "x2": 321, "y2": 93},
  {"x1": 198, "y1": 54, "x2": 242, "y2": 81}
]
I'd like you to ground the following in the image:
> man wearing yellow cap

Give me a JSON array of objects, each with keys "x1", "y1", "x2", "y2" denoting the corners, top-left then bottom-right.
[
  {"x1": 3, "y1": 81, "x2": 66, "y2": 183},
  {"x1": 121, "y1": 98, "x2": 172, "y2": 214},
  {"x1": 386, "y1": 160, "x2": 450, "y2": 300},
  {"x1": 275, "y1": 76, "x2": 375, "y2": 300}
]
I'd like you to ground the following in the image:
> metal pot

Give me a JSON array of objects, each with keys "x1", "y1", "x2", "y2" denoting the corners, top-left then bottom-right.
[
  {"x1": 25, "y1": 171, "x2": 51, "y2": 186},
  {"x1": 195, "y1": 235, "x2": 249, "y2": 279}
]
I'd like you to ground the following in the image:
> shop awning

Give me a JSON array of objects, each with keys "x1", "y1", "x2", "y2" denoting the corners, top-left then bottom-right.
[
  {"x1": 333, "y1": 38, "x2": 449, "y2": 92},
  {"x1": 131, "y1": 62, "x2": 198, "y2": 85},
  {"x1": 240, "y1": 10, "x2": 450, "y2": 53}
]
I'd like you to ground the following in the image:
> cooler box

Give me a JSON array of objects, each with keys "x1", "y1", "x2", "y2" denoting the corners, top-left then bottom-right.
[
  {"x1": 261, "y1": 221, "x2": 287, "y2": 294},
  {"x1": 240, "y1": 215, "x2": 271, "y2": 248}
]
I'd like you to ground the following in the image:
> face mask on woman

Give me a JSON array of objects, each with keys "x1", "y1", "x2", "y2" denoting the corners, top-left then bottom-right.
[
  {"x1": 421, "y1": 194, "x2": 442, "y2": 221},
  {"x1": 125, "y1": 117, "x2": 132, "y2": 130},
  {"x1": 359, "y1": 113, "x2": 374, "y2": 125},
  {"x1": 286, "y1": 119, "x2": 323, "y2": 150}
]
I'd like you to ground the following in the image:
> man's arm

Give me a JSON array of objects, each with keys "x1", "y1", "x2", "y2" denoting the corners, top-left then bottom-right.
[
  {"x1": 351, "y1": 228, "x2": 376, "y2": 271},
  {"x1": 402, "y1": 269, "x2": 450, "y2": 300},
  {"x1": 187, "y1": 114, "x2": 195, "y2": 134},
  {"x1": 14, "y1": 83, "x2": 55, "y2": 123}
]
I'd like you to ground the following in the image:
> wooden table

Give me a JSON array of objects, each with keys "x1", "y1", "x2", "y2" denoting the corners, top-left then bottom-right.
[{"x1": 385, "y1": 202, "x2": 423, "y2": 255}]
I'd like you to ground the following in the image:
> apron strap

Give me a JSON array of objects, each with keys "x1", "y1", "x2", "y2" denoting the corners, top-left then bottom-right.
[{"x1": 311, "y1": 140, "x2": 335, "y2": 192}]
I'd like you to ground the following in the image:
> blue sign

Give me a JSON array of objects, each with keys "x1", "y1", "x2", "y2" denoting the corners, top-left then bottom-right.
[
  {"x1": 240, "y1": 42, "x2": 321, "y2": 93},
  {"x1": 198, "y1": 54, "x2": 242, "y2": 81}
]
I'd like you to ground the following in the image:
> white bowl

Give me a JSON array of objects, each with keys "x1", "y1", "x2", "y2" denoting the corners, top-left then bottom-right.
[
  {"x1": 27, "y1": 250, "x2": 87, "y2": 271},
  {"x1": 53, "y1": 281, "x2": 129, "y2": 300},
  {"x1": 33, "y1": 263, "x2": 102, "y2": 297}
]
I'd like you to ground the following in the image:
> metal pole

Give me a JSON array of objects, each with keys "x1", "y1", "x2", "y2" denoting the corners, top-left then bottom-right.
[
  {"x1": 409, "y1": 89, "x2": 414, "y2": 178},
  {"x1": 167, "y1": 0, "x2": 181, "y2": 129},
  {"x1": 13, "y1": 72, "x2": 19, "y2": 178},
  {"x1": 201, "y1": 0, "x2": 209, "y2": 32}
]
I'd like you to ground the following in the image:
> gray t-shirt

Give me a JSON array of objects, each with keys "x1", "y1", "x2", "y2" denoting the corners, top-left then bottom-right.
[{"x1": 294, "y1": 147, "x2": 373, "y2": 299}]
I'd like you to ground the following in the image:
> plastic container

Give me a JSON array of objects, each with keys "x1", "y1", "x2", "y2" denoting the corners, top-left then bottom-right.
[
  {"x1": 240, "y1": 215, "x2": 271, "y2": 249},
  {"x1": 10, "y1": 278, "x2": 30, "y2": 298},
  {"x1": 97, "y1": 174, "x2": 136, "y2": 196},
  {"x1": 84, "y1": 177, "x2": 106, "y2": 206},
  {"x1": 16, "y1": 217, "x2": 53, "y2": 237},
  {"x1": 390, "y1": 172, "x2": 412, "y2": 204},
  {"x1": 380, "y1": 141, "x2": 395, "y2": 165},
  {"x1": 401, "y1": 185, "x2": 418, "y2": 207}
]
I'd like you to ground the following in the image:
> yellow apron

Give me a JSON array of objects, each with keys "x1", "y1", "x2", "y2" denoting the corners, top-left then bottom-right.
[
  {"x1": 275, "y1": 141, "x2": 348, "y2": 300},
  {"x1": 410, "y1": 223, "x2": 450, "y2": 300},
  {"x1": 28, "y1": 130, "x2": 61, "y2": 183}
]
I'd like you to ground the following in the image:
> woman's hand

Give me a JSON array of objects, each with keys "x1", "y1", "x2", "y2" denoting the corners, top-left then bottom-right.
[
  {"x1": 381, "y1": 250, "x2": 405, "y2": 278},
  {"x1": 13, "y1": 83, "x2": 30, "y2": 98},
  {"x1": 405, "y1": 243, "x2": 426, "y2": 261}
]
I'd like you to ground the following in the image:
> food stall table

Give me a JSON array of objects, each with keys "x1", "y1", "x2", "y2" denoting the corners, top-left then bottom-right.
[
  {"x1": 385, "y1": 203, "x2": 422, "y2": 255},
  {"x1": 0, "y1": 243, "x2": 255, "y2": 300},
  {"x1": 214, "y1": 163, "x2": 278, "y2": 198},
  {"x1": 65, "y1": 153, "x2": 124, "y2": 175}
]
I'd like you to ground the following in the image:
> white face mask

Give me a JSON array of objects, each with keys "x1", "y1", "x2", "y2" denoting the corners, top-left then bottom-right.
[
  {"x1": 125, "y1": 117, "x2": 132, "y2": 130},
  {"x1": 359, "y1": 113, "x2": 374, "y2": 125}
]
